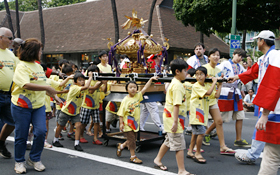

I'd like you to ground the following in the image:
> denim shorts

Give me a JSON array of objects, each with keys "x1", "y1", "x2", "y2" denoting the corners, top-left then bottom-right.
[{"x1": 191, "y1": 125, "x2": 206, "y2": 135}]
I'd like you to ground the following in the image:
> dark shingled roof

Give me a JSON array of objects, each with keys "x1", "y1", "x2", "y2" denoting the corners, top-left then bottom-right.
[{"x1": 0, "y1": 0, "x2": 229, "y2": 56}]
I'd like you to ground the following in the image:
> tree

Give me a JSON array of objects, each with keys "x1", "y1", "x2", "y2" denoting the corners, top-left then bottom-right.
[
  {"x1": 110, "y1": 0, "x2": 119, "y2": 44},
  {"x1": 38, "y1": 0, "x2": 45, "y2": 51},
  {"x1": 47, "y1": 0, "x2": 86, "y2": 8},
  {"x1": 147, "y1": 0, "x2": 157, "y2": 36},
  {"x1": 15, "y1": 0, "x2": 21, "y2": 38},
  {"x1": 0, "y1": 2, "x2": 5, "y2": 11},
  {"x1": 173, "y1": 0, "x2": 280, "y2": 36},
  {"x1": 3, "y1": 0, "x2": 15, "y2": 38}
]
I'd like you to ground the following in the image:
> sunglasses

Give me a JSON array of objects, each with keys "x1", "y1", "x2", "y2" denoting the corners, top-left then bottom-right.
[{"x1": 2, "y1": 35, "x2": 13, "y2": 40}]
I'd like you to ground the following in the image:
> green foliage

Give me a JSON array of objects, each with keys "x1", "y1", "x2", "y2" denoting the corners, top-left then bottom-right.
[
  {"x1": 6, "y1": 0, "x2": 86, "y2": 11},
  {"x1": 247, "y1": 49, "x2": 263, "y2": 62},
  {"x1": 0, "y1": 2, "x2": 5, "y2": 11},
  {"x1": 173, "y1": 0, "x2": 280, "y2": 36}
]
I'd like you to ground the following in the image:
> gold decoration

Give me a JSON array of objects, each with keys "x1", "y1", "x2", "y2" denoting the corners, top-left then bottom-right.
[{"x1": 121, "y1": 9, "x2": 148, "y2": 29}]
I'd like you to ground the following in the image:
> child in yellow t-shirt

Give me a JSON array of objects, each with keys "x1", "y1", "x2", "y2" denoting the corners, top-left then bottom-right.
[
  {"x1": 80, "y1": 65, "x2": 106, "y2": 144},
  {"x1": 187, "y1": 66, "x2": 219, "y2": 164},
  {"x1": 154, "y1": 59, "x2": 193, "y2": 174},
  {"x1": 53, "y1": 72, "x2": 93, "y2": 151},
  {"x1": 116, "y1": 76, "x2": 158, "y2": 164}
]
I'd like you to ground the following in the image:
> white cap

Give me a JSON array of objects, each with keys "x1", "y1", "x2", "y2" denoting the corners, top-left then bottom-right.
[
  {"x1": 252, "y1": 30, "x2": 275, "y2": 41},
  {"x1": 123, "y1": 58, "x2": 130, "y2": 62}
]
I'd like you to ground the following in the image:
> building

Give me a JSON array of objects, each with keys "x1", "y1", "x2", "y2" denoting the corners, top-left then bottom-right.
[{"x1": 0, "y1": 0, "x2": 229, "y2": 68}]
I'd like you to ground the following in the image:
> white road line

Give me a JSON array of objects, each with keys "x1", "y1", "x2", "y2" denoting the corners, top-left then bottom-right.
[{"x1": 6, "y1": 136, "x2": 176, "y2": 175}]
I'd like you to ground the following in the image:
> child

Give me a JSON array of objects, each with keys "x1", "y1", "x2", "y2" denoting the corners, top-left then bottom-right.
[
  {"x1": 154, "y1": 59, "x2": 194, "y2": 175},
  {"x1": 202, "y1": 48, "x2": 235, "y2": 155},
  {"x1": 187, "y1": 66, "x2": 219, "y2": 164},
  {"x1": 116, "y1": 76, "x2": 158, "y2": 164},
  {"x1": 216, "y1": 48, "x2": 250, "y2": 147},
  {"x1": 80, "y1": 65, "x2": 106, "y2": 144},
  {"x1": 53, "y1": 72, "x2": 93, "y2": 151}
]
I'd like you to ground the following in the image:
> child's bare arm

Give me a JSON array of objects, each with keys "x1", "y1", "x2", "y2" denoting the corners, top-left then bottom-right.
[
  {"x1": 88, "y1": 81, "x2": 103, "y2": 92},
  {"x1": 141, "y1": 76, "x2": 159, "y2": 95},
  {"x1": 81, "y1": 72, "x2": 93, "y2": 91},
  {"x1": 119, "y1": 116, "x2": 124, "y2": 131},
  {"x1": 215, "y1": 81, "x2": 222, "y2": 98},
  {"x1": 100, "y1": 80, "x2": 108, "y2": 93},
  {"x1": 205, "y1": 77, "x2": 217, "y2": 95},
  {"x1": 171, "y1": 105, "x2": 179, "y2": 133},
  {"x1": 59, "y1": 74, "x2": 74, "y2": 87},
  {"x1": 56, "y1": 89, "x2": 69, "y2": 94}
]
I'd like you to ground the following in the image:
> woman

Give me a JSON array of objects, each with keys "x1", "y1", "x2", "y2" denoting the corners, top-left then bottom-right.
[
  {"x1": 11, "y1": 38, "x2": 61, "y2": 174},
  {"x1": 203, "y1": 48, "x2": 235, "y2": 154}
]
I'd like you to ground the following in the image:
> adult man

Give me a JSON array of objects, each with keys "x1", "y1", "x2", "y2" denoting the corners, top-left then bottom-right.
[
  {"x1": 243, "y1": 89, "x2": 255, "y2": 112},
  {"x1": 140, "y1": 53, "x2": 164, "y2": 132},
  {"x1": 0, "y1": 27, "x2": 18, "y2": 159},
  {"x1": 229, "y1": 31, "x2": 279, "y2": 172},
  {"x1": 187, "y1": 43, "x2": 208, "y2": 69}
]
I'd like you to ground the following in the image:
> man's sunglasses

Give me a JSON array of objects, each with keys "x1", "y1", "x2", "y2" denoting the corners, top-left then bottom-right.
[{"x1": 1, "y1": 35, "x2": 13, "y2": 40}]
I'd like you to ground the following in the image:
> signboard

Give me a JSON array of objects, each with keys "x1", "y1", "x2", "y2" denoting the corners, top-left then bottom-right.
[{"x1": 230, "y1": 34, "x2": 241, "y2": 57}]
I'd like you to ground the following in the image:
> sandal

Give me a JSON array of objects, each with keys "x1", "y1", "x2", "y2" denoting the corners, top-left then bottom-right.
[
  {"x1": 187, "y1": 148, "x2": 204, "y2": 153},
  {"x1": 220, "y1": 147, "x2": 236, "y2": 155},
  {"x1": 86, "y1": 131, "x2": 94, "y2": 136},
  {"x1": 130, "y1": 156, "x2": 142, "y2": 164},
  {"x1": 186, "y1": 153, "x2": 195, "y2": 159},
  {"x1": 154, "y1": 164, "x2": 168, "y2": 171},
  {"x1": 193, "y1": 156, "x2": 206, "y2": 164},
  {"x1": 116, "y1": 143, "x2": 123, "y2": 157}
]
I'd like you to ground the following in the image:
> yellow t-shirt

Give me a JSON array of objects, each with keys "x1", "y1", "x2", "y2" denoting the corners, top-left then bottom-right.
[
  {"x1": 81, "y1": 80, "x2": 100, "y2": 110},
  {"x1": 61, "y1": 84, "x2": 85, "y2": 116},
  {"x1": 189, "y1": 82, "x2": 210, "y2": 126},
  {"x1": 49, "y1": 75, "x2": 59, "y2": 81},
  {"x1": 183, "y1": 82, "x2": 193, "y2": 112},
  {"x1": 56, "y1": 79, "x2": 73, "y2": 110},
  {"x1": 45, "y1": 78, "x2": 60, "y2": 112},
  {"x1": 12, "y1": 61, "x2": 47, "y2": 109},
  {"x1": 117, "y1": 92, "x2": 143, "y2": 132},
  {"x1": 0, "y1": 49, "x2": 19, "y2": 91},
  {"x1": 97, "y1": 63, "x2": 112, "y2": 102},
  {"x1": 106, "y1": 101, "x2": 121, "y2": 115},
  {"x1": 163, "y1": 78, "x2": 187, "y2": 133},
  {"x1": 203, "y1": 63, "x2": 221, "y2": 106}
]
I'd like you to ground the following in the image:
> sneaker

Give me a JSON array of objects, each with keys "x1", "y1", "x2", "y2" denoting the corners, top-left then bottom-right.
[
  {"x1": 44, "y1": 141, "x2": 52, "y2": 148},
  {"x1": 62, "y1": 126, "x2": 67, "y2": 133},
  {"x1": 58, "y1": 133, "x2": 64, "y2": 140},
  {"x1": 67, "y1": 132, "x2": 75, "y2": 138},
  {"x1": 185, "y1": 129, "x2": 192, "y2": 135},
  {"x1": 74, "y1": 144, "x2": 83, "y2": 151},
  {"x1": 210, "y1": 129, "x2": 217, "y2": 138},
  {"x1": 14, "y1": 162, "x2": 26, "y2": 174},
  {"x1": 106, "y1": 128, "x2": 111, "y2": 133},
  {"x1": 26, "y1": 141, "x2": 32, "y2": 150},
  {"x1": 0, "y1": 144, "x2": 12, "y2": 158},
  {"x1": 79, "y1": 138, "x2": 88, "y2": 143},
  {"x1": 235, "y1": 152, "x2": 255, "y2": 164},
  {"x1": 130, "y1": 156, "x2": 142, "y2": 164},
  {"x1": 202, "y1": 134, "x2": 211, "y2": 146},
  {"x1": 234, "y1": 139, "x2": 251, "y2": 147},
  {"x1": 92, "y1": 140, "x2": 102, "y2": 145},
  {"x1": 52, "y1": 141, "x2": 63, "y2": 147},
  {"x1": 116, "y1": 143, "x2": 122, "y2": 157},
  {"x1": 27, "y1": 158, "x2": 46, "y2": 171}
]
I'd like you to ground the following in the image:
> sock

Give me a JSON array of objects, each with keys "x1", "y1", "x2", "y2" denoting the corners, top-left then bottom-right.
[
  {"x1": 53, "y1": 137, "x2": 59, "y2": 142},
  {"x1": 130, "y1": 155, "x2": 136, "y2": 158},
  {"x1": 120, "y1": 144, "x2": 124, "y2": 150},
  {"x1": 74, "y1": 140, "x2": 79, "y2": 146},
  {"x1": 100, "y1": 122, "x2": 103, "y2": 126},
  {"x1": 68, "y1": 132, "x2": 73, "y2": 135}
]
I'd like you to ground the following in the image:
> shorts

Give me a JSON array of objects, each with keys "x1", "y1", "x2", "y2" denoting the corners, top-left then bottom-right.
[
  {"x1": 55, "y1": 110, "x2": 61, "y2": 122},
  {"x1": 0, "y1": 93, "x2": 14, "y2": 126},
  {"x1": 209, "y1": 103, "x2": 219, "y2": 110},
  {"x1": 80, "y1": 107, "x2": 99, "y2": 124},
  {"x1": 163, "y1": 133, "x2": 186, "y2": 151},
  {"x1": 124, "y1": 131, "x2": 137, "y2": 150},
  {"x1": 221, "y1": 110, "x2": 245, "y2": 123},
  {"x1": 191, "y1": 125, "x2": 206, "y2": 135},
  {"x1": 106, "y1": 110, "x2": 119, "y2": 123},
  {"x1": 58, "y1": 111, "x2": 80, "y2": 126},
  {"x1": 46, "y1": 112, "x2": 53, "y2": 120}
]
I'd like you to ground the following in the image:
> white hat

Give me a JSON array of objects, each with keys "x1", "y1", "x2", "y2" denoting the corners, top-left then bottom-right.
[
  {"x1": 123, "y1": 58, "x2": 130, "y2": 62},
  {"x1": 252, "y1": 30, "x2": 275, "y2": 41}
]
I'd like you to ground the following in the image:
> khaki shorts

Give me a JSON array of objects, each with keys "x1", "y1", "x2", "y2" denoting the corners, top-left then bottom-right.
[
  {"x1": 209, "y1": 103, "x2": 219, "y2": 109},
  {"x1": 221, "y1": 110, "x2": 245, "y2": 123},
  {"x1": 106, "y1": 111, "x2": 119, "y2": 123},
  {"x1": 163, "y1": 133, "x2": 186, "y2": 151}
]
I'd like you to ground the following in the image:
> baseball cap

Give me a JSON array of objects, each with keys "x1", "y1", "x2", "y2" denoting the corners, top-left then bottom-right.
[{"x1": 252, "y1": 30, "x2": 275, "y2": 41}]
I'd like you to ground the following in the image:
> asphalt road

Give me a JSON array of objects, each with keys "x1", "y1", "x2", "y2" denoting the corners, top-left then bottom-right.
[{"x1": 1, "y1": 105, "x2": 280, "y2": 175}]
